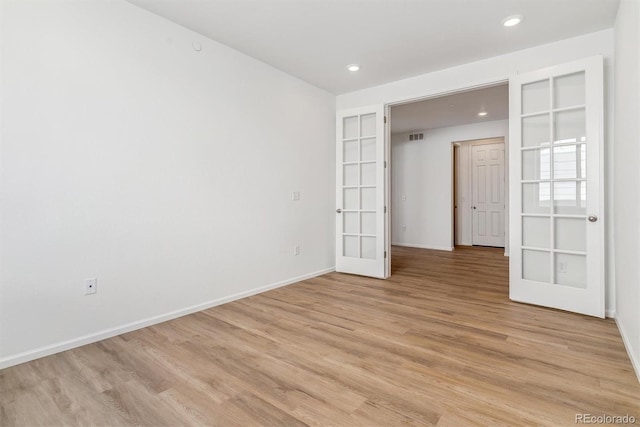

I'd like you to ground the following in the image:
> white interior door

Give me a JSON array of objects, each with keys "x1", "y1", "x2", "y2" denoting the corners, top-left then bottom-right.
[
  {"x1": 472, "y1": 141, "x2": 505, "y2": 247},
  {"x1": 509, "y1": 56, "x2": 604, "y2": 318},
  {"x1": 336, "y1": 105, "x2": 386, "y2": 278}
]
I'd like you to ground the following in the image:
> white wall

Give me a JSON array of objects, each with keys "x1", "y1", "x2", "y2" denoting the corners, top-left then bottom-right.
[
  {"x1": 0, "y1": 0, "x2": 336, "y2": 367},
  {"x1": 340, "y1": 29, "x2": 616, "y2": 316},
  {"x1": 391, "y1": 120, "x2": 508, "y2": 251},
  {"x1": 613, "y1": 0, "x2": 640, "y2": 380}
]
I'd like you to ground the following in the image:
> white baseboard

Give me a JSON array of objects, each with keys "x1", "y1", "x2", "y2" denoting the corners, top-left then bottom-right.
[
  {"x1": 391, "y1": 242, "x2": 454, "y2": 251},
  {"x1": 0, "y1": 266, "x2": 335, "y2": 370},
  {"x1": 615, "y1": 317, "x2": 640, "y2": 383},
  {"x1": 606, "y1": 309, "x2": 616, "y2": 318}
]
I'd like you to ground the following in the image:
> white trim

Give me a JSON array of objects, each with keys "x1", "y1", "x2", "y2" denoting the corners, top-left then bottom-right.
[
  {"x1": 391, "y1": 242, "x2": 454, "y2": 251},
  {"x1": 451, "y1": 136, "x2": 509, "y2": 251},
  {"x1": 605, "y1": 309, "x2": 616, "y2": 318},
  {"x1": 0, "y1": 267, "x2": 335, "y2": 370},
  {"x1": 384, "y1": 104, "x2": 391, "y2": 279},
  {"x1": 385, "y1": 80, "x2": 510, "y2": 108},
  {"x1": 615, "y1": 317, "x2": 640, "y2": 383}
]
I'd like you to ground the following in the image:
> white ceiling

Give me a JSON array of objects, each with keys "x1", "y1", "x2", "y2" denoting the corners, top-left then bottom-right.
[
  {"x1": 127, "y1": 0, "x2": 619, "y2": 94},
  {"x1": 390, "y1": 84, "x2": 509, "y2": 134}
]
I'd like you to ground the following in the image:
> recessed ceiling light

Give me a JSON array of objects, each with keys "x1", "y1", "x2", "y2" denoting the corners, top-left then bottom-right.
[
  {"x1": 478, "y1": 111, "x2": 488, "y2": 117},
  {"x1": 502, "y1": 15, "x2": 522, "y2": 27},
  {"x1": 347, "y1": 64, "x2": 360, "y2": 72}
]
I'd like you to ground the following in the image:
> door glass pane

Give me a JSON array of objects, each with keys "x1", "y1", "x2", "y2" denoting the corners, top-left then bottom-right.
[
  {"x1": 361, "y1": 236, "x2": 376, "y2": 259},
  {"x1": 361, "y1": 212, "x2": 376, "y2": 235},
  {"x1": 360, "y1": 113, "x2": 376, "y2": 137},
  {"x1": 343, "y1": 140, "x2": 358, "y2": 162},
  {"x1": 555, "y1": 217, "x2": 586, "y2": 252},
  {"x1": 343, "y1": 188, "x2": 358, "y2": 210},
  {"x1": 553, "y1": 181, "x2": 586, "y2": 215},
  {"x1": 343, "y1": 164, "x2": 358, "y2": 186},
  {"x1": 580, "y1": 144, "x2": 586, "y2": 179},
  {"x1": 553, "y1": 145, "x2": 585, "y2": 179},
  {"x1": 522, "y1": 148, "x2": 550, "y2": 180},
  {"x1": 554, "y1": 109, "x2": 585, "y2": 144},
  {"x1": 523, "y1": 216, "x2": 550, "y2": 248},
  {"x1": 522, "y1": 182, "x2": 550, "y2": 214},
  {"x1": 554, "y1": 72, "x2": 585, "y2": 109},
  {"x1": 554, "y1": 253, "x2": 586, "y2": 288},
  {"x1": 360, "y1": 162, "x2": 376, "y2": 185},
  {"x1": 522, "y1": 114, "x2": 550, "y2": 147},
  {"x1": 522, "y1": 79, "x2": 549, "y2": 114},
  {"x1": 343, "y1": 116, "x2": 358, "y2": 139},
  {"x1": 343, "y1": 212, "x2": 358, "y2": 234},
  {"x1": 361, "y1": 138, "x2": 376, "y2": 161},
  {"x1": 523, "y1": 250, "x2": 550, "y2": 283},
  {"x1": 361, "y1": 188, "x2": 376, "y2": 210},
  {"x1": 343, "y1": 235, "x2": 358, "y2": 257}
]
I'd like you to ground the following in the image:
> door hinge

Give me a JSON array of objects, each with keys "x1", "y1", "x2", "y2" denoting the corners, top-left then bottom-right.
[
  {"x1": 384, "y1": 206, "x2": 387, "y2": 213},
  {"x1": 384, "y1": 251, "x2": 387, "y2": 258},
  {"x1": 384, "y1": 161, "x2": 387, "y2": 168},
  {"x1": 384, "y1": 116, "x2": 387, "y2": 124}
]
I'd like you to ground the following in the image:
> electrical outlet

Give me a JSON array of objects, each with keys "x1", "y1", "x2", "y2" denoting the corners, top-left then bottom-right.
[
  {"x1": 84, "y1": 277, "x2": 97, "y2": 295},
  {"x1": 559, "y1": 262, "x2": 568, "y2": 273},
  {"x1": 294, "y1": 245, "x2": 300, "y2": 256},
  {"x1": 292, "y1": 191, "x2": 300, "y2": 201}
]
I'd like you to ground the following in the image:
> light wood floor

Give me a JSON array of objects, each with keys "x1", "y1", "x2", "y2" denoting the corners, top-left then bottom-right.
[{"x1": 1, "y1": 246, "x2": 639, "y2": 426}]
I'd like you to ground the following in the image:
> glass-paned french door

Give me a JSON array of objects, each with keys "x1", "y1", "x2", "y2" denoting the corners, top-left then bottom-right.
[
  {"x1": 510, "y1": 56, "x2": 604, "y2": 317},
  {"x1": 336, "y1": 105, "x2": 386, "y2": 278}
]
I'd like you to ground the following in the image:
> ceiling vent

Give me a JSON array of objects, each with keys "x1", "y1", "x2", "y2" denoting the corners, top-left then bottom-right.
[{"x1": 409, "y1": 133, "x2": 424, "y2": 141}]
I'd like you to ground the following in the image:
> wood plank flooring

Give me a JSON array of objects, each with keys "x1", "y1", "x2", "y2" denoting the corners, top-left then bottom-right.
[{"x1": 1, "y1": 246, "x2": 638, "y2": 426}]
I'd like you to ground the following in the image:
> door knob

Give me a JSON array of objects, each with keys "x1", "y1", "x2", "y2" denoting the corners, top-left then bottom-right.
[
  {"x1": 336, "y1": 209, "x2": 342, "y2": 214},
  {"x1": 588, "y1": 215, "x2": 598, "y2": 222},
  {"x1": 472, "y1": 206, "x2": 477, "y2": 209}
]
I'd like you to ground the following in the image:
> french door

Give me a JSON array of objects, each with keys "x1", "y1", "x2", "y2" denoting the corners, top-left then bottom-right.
[
  {"x1": 335, "y1": 105, "x2": 387, "y2": 278},
  {"x1": 509, "y1": 56, "x2": 604, "y2": 317}
]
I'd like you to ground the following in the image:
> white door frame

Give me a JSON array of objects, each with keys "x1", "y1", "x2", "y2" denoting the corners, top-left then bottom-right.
[
  {"x1": 451, "y1": 137, "x2": 507, "y2": 250},
  {"x1": 384, "y1": 105, "x2": 391, "y2": 278},
  {"x1": 385, "y1": 81, "x2": 511, "y2": 261},
  {"x1": 384, "y1": 81, "x2": 509, "y2": 260}
]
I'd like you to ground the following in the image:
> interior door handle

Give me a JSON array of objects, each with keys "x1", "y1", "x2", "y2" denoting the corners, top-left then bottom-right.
[
  {"x1": 588, "y1": 215, "x2": 598, "y2": 222},
  {"x1": 336, "y1": 209, "x2": 342, "y2": 214},
  {"x1": 472, "y1": 206, "x2": 477, "y2": 209}
]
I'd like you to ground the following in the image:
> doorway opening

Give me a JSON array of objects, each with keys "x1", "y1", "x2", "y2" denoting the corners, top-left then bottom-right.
[
  {"x1": 388, "y1": 83, "x2": 509, "y2": 258},
  {"x1": 336, "y1": 56, "x2": 604, "y2": 318},
  {"x1": 453, "y1": 137, "x2": 506, "y2": 249}
]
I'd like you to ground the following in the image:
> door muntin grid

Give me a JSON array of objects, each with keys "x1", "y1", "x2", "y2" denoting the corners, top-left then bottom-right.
[
  {"x1": 342, "y1": 113, "x2": 377, "y2": 259},
  {"x1": 520, "y1": 71, "x2": 587, "y2": 288}
]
